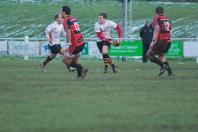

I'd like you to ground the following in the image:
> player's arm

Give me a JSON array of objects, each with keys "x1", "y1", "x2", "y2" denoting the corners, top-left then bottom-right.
[
  {"x1": 65, "y1": 28, "x2": 71, "y2": 44},
  {"x1": 63, "y1": 19, "x2": 72, "y2": 44},
  {"x1": 61, "y1": 25, "x2": 67, "y2": 37},
  {"x1": 96, "y1": 32, "x2": 111, "y2": 43},
  {"x1": 114, "y1": 24, "x2": 122, "y2": 42},
  {"x1": 150, "y1": 25, "x2": 159, "y2": 48},
  {"x1": 109, "y1": 20, "x2": 122, "y2": 44},
  {"x1": 45, "y1": 24, "x2": 53, "y2": 44},
  {"x1": 150, "y1": 17, "x2": 160, "y2": 48},
  {"x1": 153, "y1": 25, "x2": 160, "y2": 41}
]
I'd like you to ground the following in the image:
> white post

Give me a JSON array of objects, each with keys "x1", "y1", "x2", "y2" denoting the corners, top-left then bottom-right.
[
  {"x1": 129, "y1": 0, "x2": 132, "y2": 38},
  {"x1": 24, "y1": 35, "x2": 29, "y2": 60},
  {"x1": 124, "y1": 0, "x2": 128, "y2": 39},
  {"x1": 196, "y1": 36, "x2": 198, "y2": 63}
]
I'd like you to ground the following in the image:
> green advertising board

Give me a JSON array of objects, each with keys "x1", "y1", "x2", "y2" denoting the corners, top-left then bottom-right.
[
  {"x1": 110, "y1": 41, "x2": 142, "y2": 56},
  {"x1": 110, "y1": 40, "x2": 183, "y2": 58},
  {"x1": 81, "y1": 42, "x2": 88, "y2": 56},
  {"x1": 167, "y1": 40, "x2": 183, "y2": 58}
]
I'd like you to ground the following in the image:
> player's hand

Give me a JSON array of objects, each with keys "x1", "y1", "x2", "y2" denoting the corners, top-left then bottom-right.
[
  {"x1": 150, "y1": 43, "x2": 153, "y2": 48},
  {"x1": 111, "y1": 39, "x2": 121, "y2": 47},
  {"x1": 48, "y1": 39, "x2": 52, "y2": 44},
  {"x1": 117, "y1": 38, "x2": 122, "y2": 44},
  {"x1": 65, "y1": 48, "x2": 69, "y2": 52}
]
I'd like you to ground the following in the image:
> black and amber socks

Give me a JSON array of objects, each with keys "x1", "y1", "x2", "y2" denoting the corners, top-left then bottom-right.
[
  {"x1": 103, "y1": 54, "x2": 113, "y2": 65},
  {"x1": 150, "y1": 56, "x2": 163, "y2": 67}
]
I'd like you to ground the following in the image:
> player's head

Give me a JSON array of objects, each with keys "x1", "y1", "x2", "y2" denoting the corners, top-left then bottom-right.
[
  {"x1": 98, "y1": 13, "x2": 107, "y2": 24},
  {"x1": 155, "y1": 6, "x2": 164, "y2": 15},
  {"x1": 146, "y1": 20, "x2": 150, "y2": 27},
  {"x1": 62, "y1": 6, "x2": 71, "y2": 17},
  {"x1": 55, "y1": 14, "x2": 63, "y2": 24}
]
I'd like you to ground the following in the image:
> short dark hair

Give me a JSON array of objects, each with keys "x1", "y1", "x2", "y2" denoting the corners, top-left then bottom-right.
[
  {"x1": 155, "y1": 6, "x2": 164, "y2": 14},
  {"x1": 62, "y1": 6, "x2": 71, "y2": 15},
  {"x1": 99, "y1": 13, "x2": 107, "y2": 19},
  {"x1": 55, "y1": 14, "x2": 59, "y2": 20}
]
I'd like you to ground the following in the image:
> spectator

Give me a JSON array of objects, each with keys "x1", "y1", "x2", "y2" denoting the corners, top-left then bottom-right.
[{"x1": 140, "y1": 21, "x2": 154, "y2": 62}]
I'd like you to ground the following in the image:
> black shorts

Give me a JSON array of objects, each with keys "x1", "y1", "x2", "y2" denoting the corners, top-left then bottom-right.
[
  {"x1": 72, "y1": 43, "x2": 85, "y2": 55},
  {"x1": 151, "y1": 40, "x2": 171, "y2": 55},
  {"x1": 48, "y1": 44, "x2": 62, "y2": 54},
  {"x1": 97, "y1": 41, "x2": 111, "y2": 53}
]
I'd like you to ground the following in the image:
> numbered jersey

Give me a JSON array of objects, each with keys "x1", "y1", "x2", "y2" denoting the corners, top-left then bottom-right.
[
  {"x1": 63, "y1": 16, "x2": 84, "y2": 47},
  {"x1": 153, "y1": 15, "x2": 171, "y2": 41}
]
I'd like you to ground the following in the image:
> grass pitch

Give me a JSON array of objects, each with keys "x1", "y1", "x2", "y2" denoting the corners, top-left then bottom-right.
[{"x1": 0, "y1": 57, "x2": 198, "y2": 132}]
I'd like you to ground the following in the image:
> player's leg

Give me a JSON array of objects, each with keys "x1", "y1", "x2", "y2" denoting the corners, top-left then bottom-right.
[
  {"x1": 59, "y1": 47, "x2": 66, "y2": 55},
  {"x1": 43, "y1": 53, "x2": 57, "y2": 65},
  {"x1": 102, "y1": 45, "x2": 117, "y2": 73},
  {"x1": 63, "y1": 45, "x2": 87, "y2": 79},
  {"x1": 146, "y1": 49, "x2": 163, "y2": 67},
  {"x1": 157, "y1": 54, "x2": 168, "y2": 76},
  {"x1": 41, "y1": 44, "x2": 59, "y2": 68},
  {"x1": 159, "y1": 50, "x2": 173, "y2": 76},
  {"x1": 69, "y1": 57, "x2": 79, "y2": 72},
  {"x1": 97, "y1": 42, "x2": 108, "y2": 73},
  {"x1": 60, "y1": 47, "x2": 76, "y2": 72},
  {"x1": 162, "y1": 41, "x2": 173, "y2": 76},
  {"x1": 102, "y1": 45, "x2": 109, "y2": 73},
  {"x1": 147, "y1": 51, "x2": 167, "y2": 76},
  {"x1": 71, "y1": 54, "x2": 87, "y2": 79},
  {"x1": 40, "y1": 53, "x2": 57, "y2": 72},
  {"x1": 146, "y1": 42, "x2": 167, "y2": 76},
  {"x1": 72, "y1": 45, "x2": 87, "y2": 79}
]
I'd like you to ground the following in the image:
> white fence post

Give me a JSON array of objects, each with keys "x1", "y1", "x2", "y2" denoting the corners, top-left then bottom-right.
[
  {"x1": 196, "y1": 36, "x2": 198, "y2": 63},
  {"x1": 24, "y1": 35, "x2": 29, "y2": 60}
]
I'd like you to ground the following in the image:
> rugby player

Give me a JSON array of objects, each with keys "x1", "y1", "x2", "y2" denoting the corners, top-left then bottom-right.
[
  {"x1": 61, "y1": 6, "x2": 88, "y2": 79},
  {"x1": 40, "y1": 14, "x2": 66, "y2": 72},
  {"x1": 94, "y1": 13, "x2": 122, "y2": 73},
  {"x1": 146, "y1": 6, "x2": 174, "y2": 76}
]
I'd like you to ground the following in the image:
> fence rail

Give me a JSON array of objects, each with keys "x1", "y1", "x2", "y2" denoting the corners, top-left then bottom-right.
[
  {"x1": 0, "y1": 37, "x2": 197, "y2": 60},
  {"x1": 0, "y1": 37, "x2": 197, "y2": 41}
]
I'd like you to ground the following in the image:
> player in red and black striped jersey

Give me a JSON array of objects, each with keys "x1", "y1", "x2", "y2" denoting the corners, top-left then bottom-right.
[
  {"x1": 61, "y1": 6, "x2": 87, "y2": 80},
  {"x1": 146, "y1": 6, "x2": 174, "y2": 76}
]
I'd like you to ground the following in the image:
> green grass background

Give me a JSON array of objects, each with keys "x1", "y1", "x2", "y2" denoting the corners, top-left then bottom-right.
[{"x1": 0, "y1": 1, "x2": 198, "y2": 38}]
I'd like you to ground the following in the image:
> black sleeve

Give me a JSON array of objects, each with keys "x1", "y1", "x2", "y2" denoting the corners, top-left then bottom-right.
[{"x1": 140, "y1": 27, "x2": 144, "y2": 39}]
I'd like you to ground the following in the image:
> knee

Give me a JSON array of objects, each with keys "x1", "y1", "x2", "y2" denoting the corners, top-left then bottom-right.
[
  {"x1": 146, "y1": 50, "x2": 154, "y2": 60},
  {"x1": 63, "y1": 58, "x2": 71, "y2": 66},
  {"x1": 102, "y1": 53, "x2": 109, "y2": 58},
  {"x1": 102, "y1": 47, "x2": 108, "y2": 54},
  {"x1": 51, "y1": 56, "x2": 56, "y2": 59},
  {"x1": 49, "y1": 54, "x2": 56, "y2": 59},
  {"x1": 102, "y1": 51, "x2": 108, "y2": 55},
  {"x1": 146, "y1": 52, "x2": 152, "y2": 60}
]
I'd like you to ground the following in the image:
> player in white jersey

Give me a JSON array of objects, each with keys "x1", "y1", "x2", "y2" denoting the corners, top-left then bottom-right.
[
  {"x1": 94, "y1": 13, "x2": 122, "y2": 73},
  {"x1": 40, "y1": 14, "x2": 67, "y2": 72}
]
